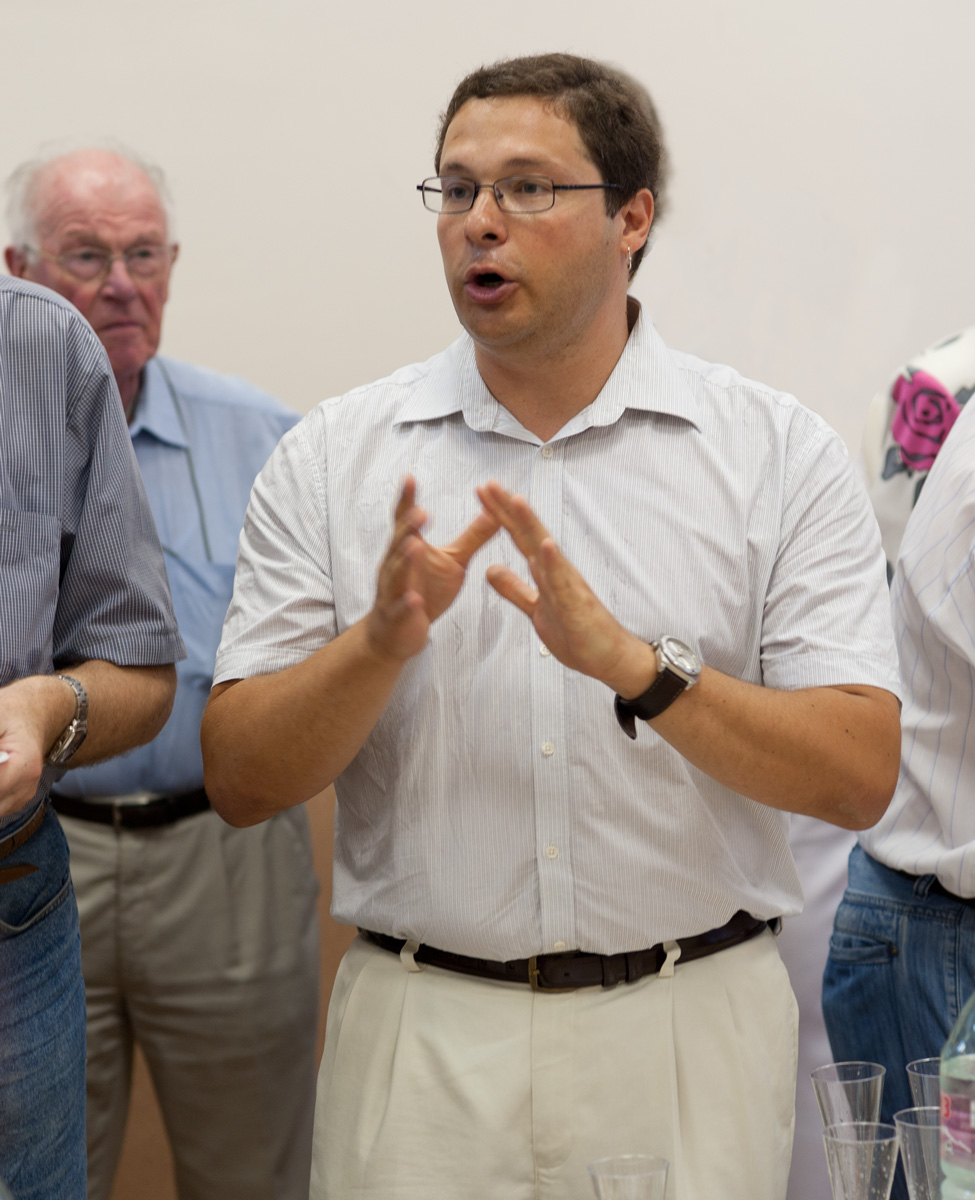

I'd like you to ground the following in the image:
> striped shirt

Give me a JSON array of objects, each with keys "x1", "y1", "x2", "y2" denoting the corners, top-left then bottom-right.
[
  {"x1": 860, "y1": 396, "x2": 975, "y2": 895},
  {"x1": 215, "y1": 305, "x2": 900, "y2": 958},
  {"x1": 860, "y1": 326, "x2": 975, "y2": 577},
  {"x1": 0, "y1": 276, "x2": 184, "y2": 831}
]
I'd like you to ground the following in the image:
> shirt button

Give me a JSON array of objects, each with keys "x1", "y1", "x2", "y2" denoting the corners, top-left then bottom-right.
[
  {"x1": 539, "y1": 644, "x2": 552, "y2": 657},
  {"x1": 541, "y1": 741, "x2": 555, "y2": 757},
  {"x1": 541, "y1": 445, "x2": 554, "y2": 459},
  {"x1": 545, "y1": 844, "x2": 559, "y2": 859},
  {"x1": 553, "y1": 940, "x2": 567, "y2": 952}
]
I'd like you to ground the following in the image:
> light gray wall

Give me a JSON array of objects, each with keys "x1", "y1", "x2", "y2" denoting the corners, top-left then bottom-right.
[{"x1": 4, "y1": 0, "x2": 974, "y2": 452}]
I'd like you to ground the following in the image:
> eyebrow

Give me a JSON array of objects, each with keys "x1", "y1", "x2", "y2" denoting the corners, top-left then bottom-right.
[{"x1": 439, "y1": 156, "x2": 556, "y2": 176}]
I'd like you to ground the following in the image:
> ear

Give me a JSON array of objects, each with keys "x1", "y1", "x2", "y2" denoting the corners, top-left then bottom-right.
[
  {"x1": 618, "y1": 188, "x2": 654, "y2": 255},
  {"x1": 4, "y1": 246, "x2": 28, "y2": 278}
]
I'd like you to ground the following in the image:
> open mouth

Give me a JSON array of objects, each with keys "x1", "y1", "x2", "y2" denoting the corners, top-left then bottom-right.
[{"x1": 475, "y1": 272, "x2": 505, "y2": 289}]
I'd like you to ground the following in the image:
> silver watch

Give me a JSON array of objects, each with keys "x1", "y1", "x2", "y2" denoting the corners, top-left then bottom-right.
[{"x1": 45, "y1": 674, "x2": 89, "y2": 766}]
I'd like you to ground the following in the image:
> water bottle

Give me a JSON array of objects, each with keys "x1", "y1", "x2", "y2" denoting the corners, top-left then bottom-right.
[{"x1": 942, "y1": 990, "x2": 975, "y2": 1199}]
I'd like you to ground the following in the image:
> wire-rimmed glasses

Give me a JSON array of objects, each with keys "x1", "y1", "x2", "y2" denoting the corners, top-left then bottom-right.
[
  {"x1": 417, "y1": 174, "x2": 621, "y2": 214},
  {"x1": 24, "y1": 243, "x2": 176, "y2": 283}
]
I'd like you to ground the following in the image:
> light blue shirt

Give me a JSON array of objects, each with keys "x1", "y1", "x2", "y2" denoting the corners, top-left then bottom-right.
[
  {"x1": 58, "y1": 355, "x2": 296, "y2": 798},
  {"x1": 216, "y1": 305, "x2": 900, "y2": 959}
]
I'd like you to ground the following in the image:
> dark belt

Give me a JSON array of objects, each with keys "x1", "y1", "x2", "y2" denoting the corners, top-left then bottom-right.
[
  {"x1": 893, "y1": 863, "x2": 975, "y2": 907},
  {"x1": 361, "y1": 909, "x2": 773, "y2": 992},
  {"x1": 50, "y1": 788, "x2": 210, "y2": 830}
]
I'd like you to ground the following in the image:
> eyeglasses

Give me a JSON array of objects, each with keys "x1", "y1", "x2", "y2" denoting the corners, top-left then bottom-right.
[
  {"x1": 25, "y1": 244, "x2": 176, "y2": 283},
  {"x1": 417, "y1": 175, "x2": 621, "y2": 215}
]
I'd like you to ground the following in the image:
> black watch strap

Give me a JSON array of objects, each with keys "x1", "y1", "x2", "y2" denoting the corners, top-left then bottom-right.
[
  {"x1": 614, "y1": 672, "x2": 690, "y2": 739},
  {"x1": 614, "y1": 637, "x2": 701, "y2": 740}
]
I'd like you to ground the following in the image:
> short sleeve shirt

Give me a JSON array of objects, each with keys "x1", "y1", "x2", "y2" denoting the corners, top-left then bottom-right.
[
  {"x1": 0, "y1": 277, "x2": 184, "y2": 829},
  {"x1": 215, "y1": 307, "x2": 900, "y2": 958}
]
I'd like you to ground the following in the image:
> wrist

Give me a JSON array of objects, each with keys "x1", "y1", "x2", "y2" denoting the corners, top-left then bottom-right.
[
  {"x1": 2, "y1": 675, "x2": 77, "y2": 754},
  {"x1": 360, "y1": 613, "x2": 417, "y2": 671},
  {"x1": 614, "y1": 637, "x2": 702, "y2": 740},
  {"x1": 606, "y1": 638, "x2": 658, "y2": 700}
]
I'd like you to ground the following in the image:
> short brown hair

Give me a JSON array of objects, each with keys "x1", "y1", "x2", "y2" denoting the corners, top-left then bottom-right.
[{"x1": 434, "y1": 53, "x2": 669, "y2": 277}]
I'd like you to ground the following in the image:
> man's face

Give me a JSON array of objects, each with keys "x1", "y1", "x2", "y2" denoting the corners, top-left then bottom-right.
[
  {"x1": 10, "y1": 151, "x2": 174, "y2": 391},
  {"x1": 436, "y1": 96, "x2": 625, "y2": 362}
]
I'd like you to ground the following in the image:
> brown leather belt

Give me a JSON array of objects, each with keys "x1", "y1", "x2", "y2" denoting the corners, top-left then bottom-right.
[
  {"x1": 0, "y1": 801, "x2": 47, "y2": 861},
  {"x1": 0, "y1": 800, "x2": 48, "y2": 886},
  {"x1": 362, "y1": 909, "x2": 774, "y2": 992},
  {"x1": 50, "y1": 788, "x2": 210, "y2": 830}
]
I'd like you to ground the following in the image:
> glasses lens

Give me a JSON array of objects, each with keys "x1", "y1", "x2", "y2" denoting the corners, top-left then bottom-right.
[
  {"x1": 496, "y1": 176, "x2": 554, "y2": 213},
  {"x1": 125, "y1": 246, "x2": 170, "y2": 278},
  {"x1": 61, "y1": 249, "x2": 110, "y2": 281},
  {"x1": 435, "y1": 177, "x2": 477, "y2": 214}
]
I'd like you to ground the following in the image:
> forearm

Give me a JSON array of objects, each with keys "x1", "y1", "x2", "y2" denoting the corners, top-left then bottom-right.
[
  {"x1": 202, "y1": 618, "x2": 405, "y2": 827},
  {"x1": 645, "y1": 667, "x2": 901, "y2": 828},
  {"x1": 66, "y1": 661, "x2": 176, "y2": 765}
]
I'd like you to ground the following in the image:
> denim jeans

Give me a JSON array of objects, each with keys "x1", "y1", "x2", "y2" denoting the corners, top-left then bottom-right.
[
  {"x1": 822, "y1": 844, "x2": 975, "y2": 1200},
  {"x1": 0, "y1": 804, "x2": 86, "y2": 1200}
]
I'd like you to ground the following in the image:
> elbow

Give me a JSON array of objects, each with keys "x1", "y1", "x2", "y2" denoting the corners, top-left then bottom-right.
[
  {"x1": 201, "y1": 757, "x2": 271, "y2": 828},
  {"x1": 147, "y1": 665, "x2": 177, "y2": 740},
  {"x1": 124, "y1": 664, "x2": 177, "y2": 751},
  {"x1": 200, "y1": 694, "x2": 275, "y2": 828},
  {"x1": 204, "y1": 776, "x2": 266, "y2": 828},
  {"x1": 836, "y1": 713, "x2": 902, "y2": 831}
]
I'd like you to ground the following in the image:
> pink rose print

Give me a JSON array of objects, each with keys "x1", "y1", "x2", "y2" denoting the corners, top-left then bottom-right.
[{"x1": 891, "y1": 369, "x2": 962, "y2": 472}]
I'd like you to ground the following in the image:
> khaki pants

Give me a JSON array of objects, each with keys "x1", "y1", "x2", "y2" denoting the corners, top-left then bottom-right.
[
  {"x1": 312, "y1": 928, "x2": 797, "y2": 1200},
  {"x1": 62, "y1": 805, "x2": 320, "y2": 1200}
]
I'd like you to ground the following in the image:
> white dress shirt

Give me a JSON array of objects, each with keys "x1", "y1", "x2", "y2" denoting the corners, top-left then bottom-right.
[
  {"x1": 215, "y1": 306, "x2": 900, "y2": 958},
  {"x1": 860, "y1": 396, "x2": 975, "y2": 896}
]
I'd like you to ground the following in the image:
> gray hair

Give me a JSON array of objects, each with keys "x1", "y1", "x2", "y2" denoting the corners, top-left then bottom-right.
[{"x1": 4, "y1": 138, "x2": 176, "y2": 248}]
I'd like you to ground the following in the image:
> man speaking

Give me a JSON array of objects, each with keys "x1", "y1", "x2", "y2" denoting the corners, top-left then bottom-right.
[{"x1": 204, "y1": 54, "x2": 901, "y2": 1199}]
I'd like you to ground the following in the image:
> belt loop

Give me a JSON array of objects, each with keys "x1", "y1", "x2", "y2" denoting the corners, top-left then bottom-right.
[
  {"x1": 112, "y1": 804, "x2": 123, "y2": 832},
  {"x1": 658, "y1": 939, "x2": 682, "y2": 979},
  {"x1": 399, "y1": 938, "x2": 424, "y2": 973}
]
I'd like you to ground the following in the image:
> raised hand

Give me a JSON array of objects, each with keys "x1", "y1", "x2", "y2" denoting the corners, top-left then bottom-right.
[
  {"x1": 477, "y1": 480, "x2": 653, "y2": 696},
  {"x1": 366, "y1": 476, "x2": 501, "y2": 663}
]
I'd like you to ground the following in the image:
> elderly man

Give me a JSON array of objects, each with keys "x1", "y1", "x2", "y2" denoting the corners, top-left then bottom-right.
[
  {"x1": 203, "y1": 54, "x2": 902, "y2": 1200},
  {"x1": 4, "y1": 146, "x2": 318, "y2": 1200},
  {"x1": 0, "y1": 274, "x2": 182, "y2": 1200}
]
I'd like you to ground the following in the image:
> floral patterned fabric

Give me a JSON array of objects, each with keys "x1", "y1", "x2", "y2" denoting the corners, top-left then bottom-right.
[{"x1": 861, "y1": 327, "x2": 975, "y2": 577}]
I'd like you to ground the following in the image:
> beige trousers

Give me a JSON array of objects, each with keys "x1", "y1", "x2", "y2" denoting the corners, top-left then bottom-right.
[
  {"x1": 312, "y1": 928, "x2": 798, "y2": 1200},
  {"x1": 61, "y1": 805, "x2": 320, "y2": 1200}
]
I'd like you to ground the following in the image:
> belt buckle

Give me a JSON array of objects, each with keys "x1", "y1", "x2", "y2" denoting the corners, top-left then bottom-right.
[{"x1": 527, "y1": 955, "x2": 577, "y2": 993}]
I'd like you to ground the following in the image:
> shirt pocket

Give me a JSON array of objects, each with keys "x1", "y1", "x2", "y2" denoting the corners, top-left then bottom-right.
[{"x1": 0, "y1": 508, "x2": 60, "y2": 677}]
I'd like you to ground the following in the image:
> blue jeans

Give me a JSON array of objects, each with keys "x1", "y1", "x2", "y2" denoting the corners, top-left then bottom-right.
[
  {"x1": 823, "y1": 844, "x2": 975, "y2": 1200},
  {"x1": 0, "y1": 804, "x2": 86, "y2": 1200}
]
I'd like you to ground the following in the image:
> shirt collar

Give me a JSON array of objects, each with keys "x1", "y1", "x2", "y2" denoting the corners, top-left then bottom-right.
[
  {"x1": 127, "y1": 357, "x2": 189, "y2": 449},
  {"x1": 393, "y1": 300, "x2": 702, "y2": 438}
]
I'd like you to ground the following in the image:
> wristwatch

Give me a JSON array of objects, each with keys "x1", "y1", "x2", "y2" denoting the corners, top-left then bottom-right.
[
  {"x1": 45, "y1": 674, "x2": 89, "y2": 766},
  {"x1": 614, "y1": 636, "x2": 702, "y2": 740}
]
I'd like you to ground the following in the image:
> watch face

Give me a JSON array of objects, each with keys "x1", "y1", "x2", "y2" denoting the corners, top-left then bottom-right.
[{"x1": 658, "y1": 636, "x2": 701, "y2": 678}]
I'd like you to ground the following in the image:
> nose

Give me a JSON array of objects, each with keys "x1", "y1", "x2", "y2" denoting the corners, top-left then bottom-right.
[
  {"x1": 100, "y1": 255, "x2": 139, "y2": 298},
  {"x1": 463, "y1": 186, "x2": 508, "y2": 243}
]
